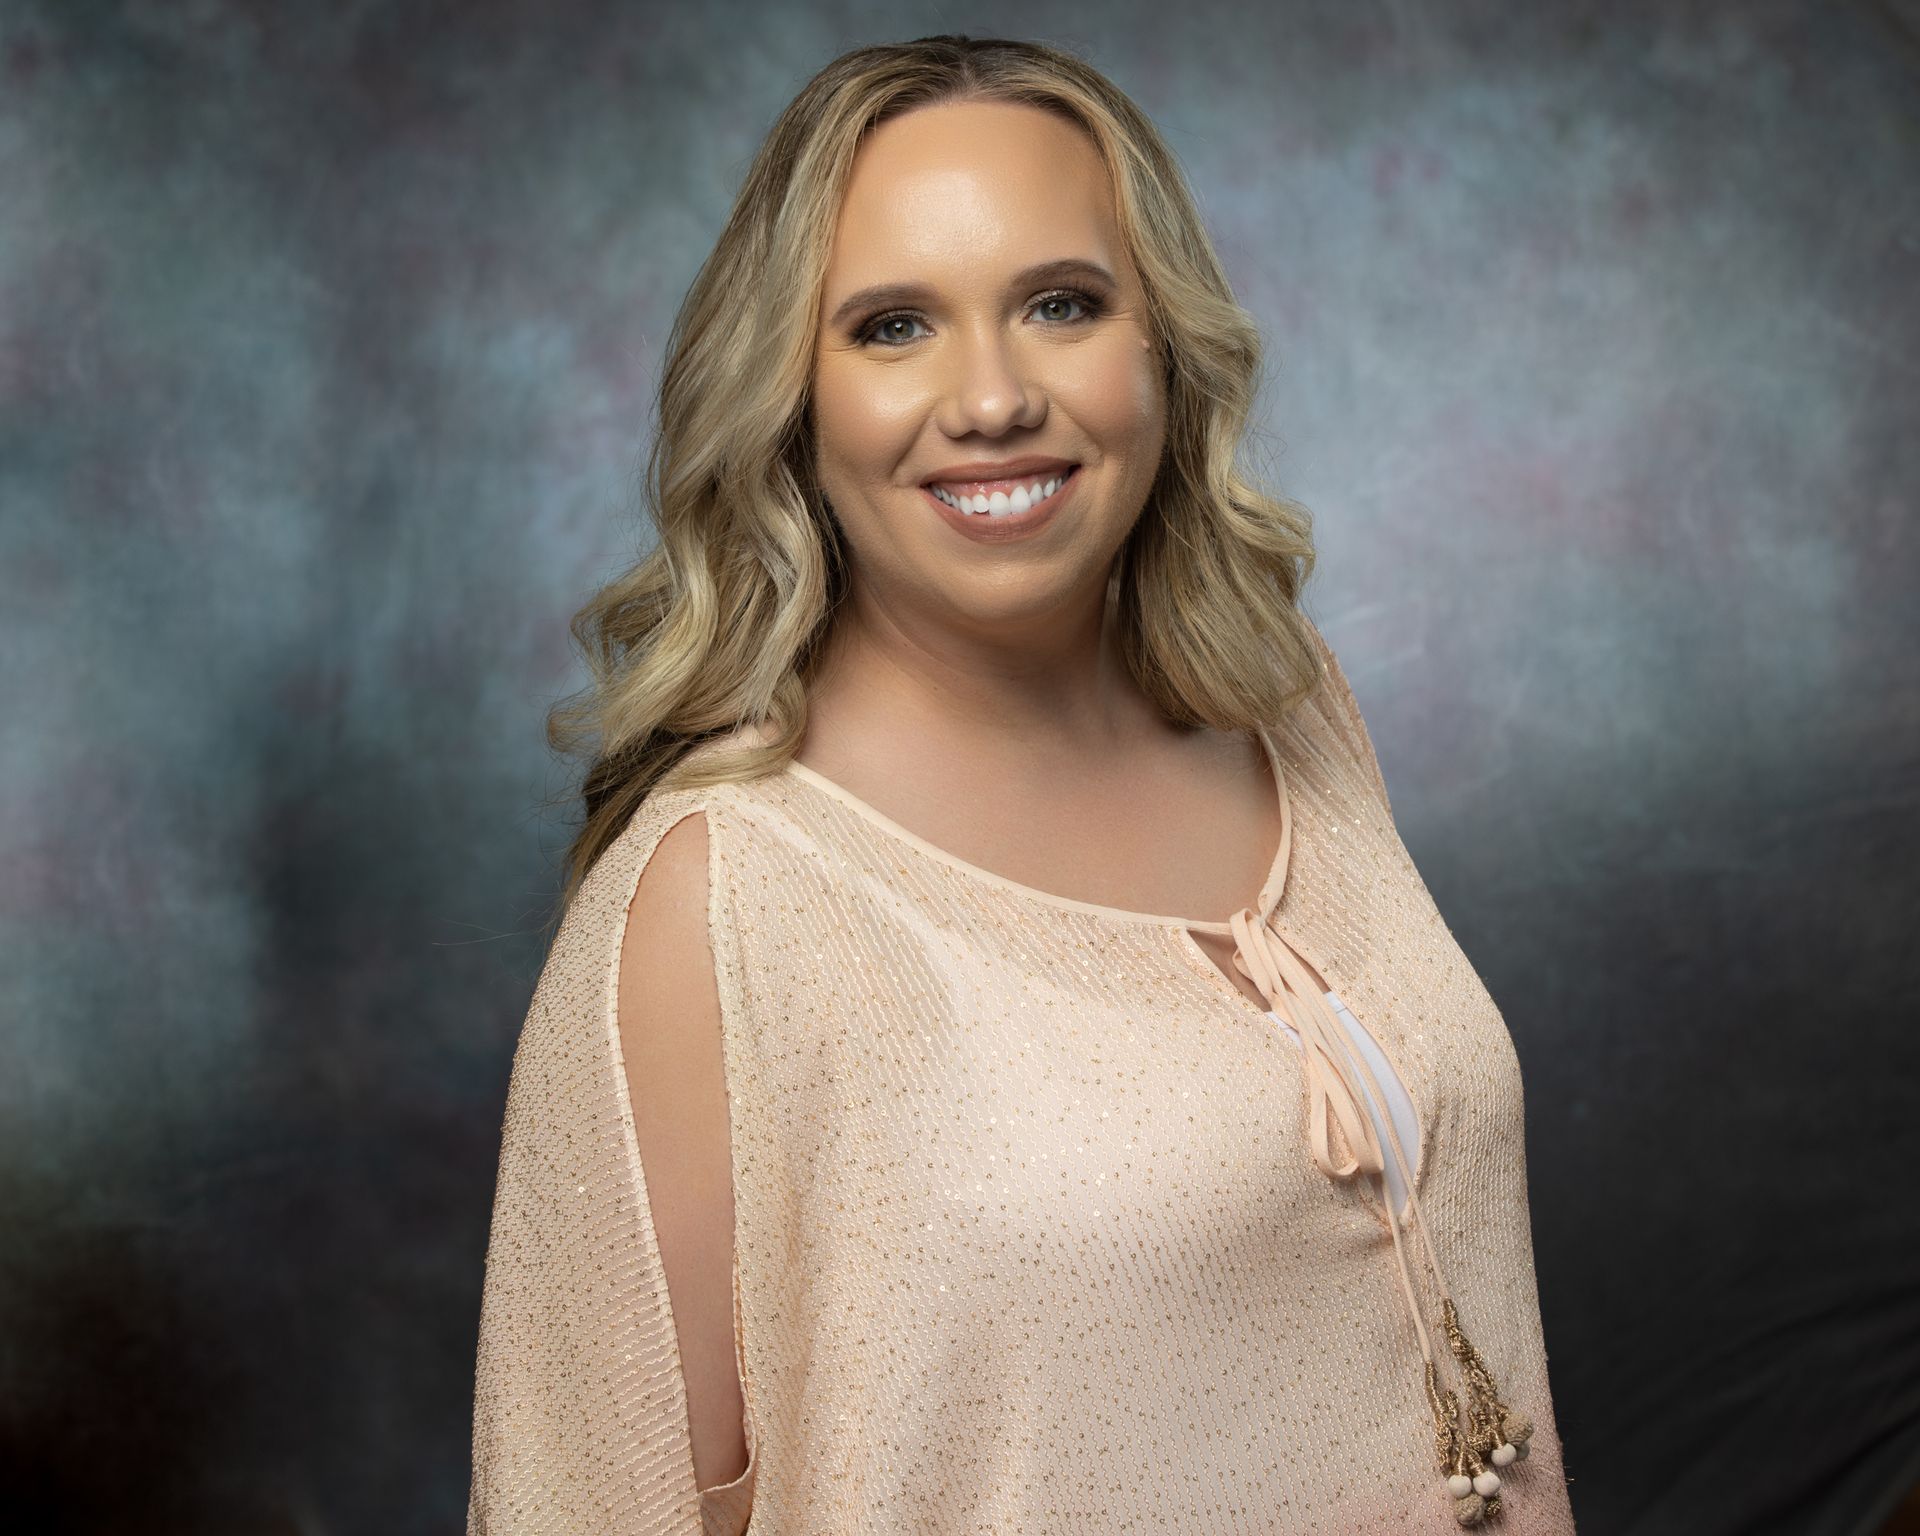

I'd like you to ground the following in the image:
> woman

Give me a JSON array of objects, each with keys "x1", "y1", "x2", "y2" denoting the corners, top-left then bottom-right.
[{"x1": 468, "y1": 34, "x2": 1578, "y2": 1535}]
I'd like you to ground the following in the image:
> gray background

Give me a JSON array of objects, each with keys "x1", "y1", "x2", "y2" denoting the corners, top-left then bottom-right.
[{"x1": 3, "y1": 1, "x2": 1916, "y2": 1532}]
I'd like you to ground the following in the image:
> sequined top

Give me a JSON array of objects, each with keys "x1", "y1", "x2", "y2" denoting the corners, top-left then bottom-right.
[{"x1": 467, "y1": 619, "x2": 1580, "y2": 1534}]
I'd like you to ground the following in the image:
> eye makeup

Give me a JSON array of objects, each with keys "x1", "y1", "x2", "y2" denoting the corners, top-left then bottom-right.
[{"x1": 850, "y1": 284, "x2": 1110, "y2": 348}]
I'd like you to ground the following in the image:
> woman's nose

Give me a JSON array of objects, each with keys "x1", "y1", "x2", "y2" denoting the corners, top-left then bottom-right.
[{"x1": 936, "y1": 329, "x2": 1044, "y2": 437}]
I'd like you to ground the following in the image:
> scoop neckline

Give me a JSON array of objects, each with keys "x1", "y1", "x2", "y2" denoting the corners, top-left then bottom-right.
[{"x1": 777, "y1": 723, "x2": 1289, "y2": 935}]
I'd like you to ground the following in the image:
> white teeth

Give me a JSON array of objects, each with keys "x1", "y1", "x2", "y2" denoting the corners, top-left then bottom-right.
[{"x1": 929, "y1": 471, "x2": 1069, "y2": 515}]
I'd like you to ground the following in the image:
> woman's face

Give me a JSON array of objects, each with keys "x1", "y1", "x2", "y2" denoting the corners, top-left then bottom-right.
[{"x1": 811, "y1": 98, "x2": 1167, "y2": 644}]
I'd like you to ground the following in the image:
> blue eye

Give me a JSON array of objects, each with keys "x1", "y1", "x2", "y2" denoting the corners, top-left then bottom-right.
[
  {"x1": 1031, "y1": 291, "x2": 1094, "y2": 324},
  {"x1": 863, "y1": 313, "x2": 930, "y2": 346},
  {"x1": 854, "y1": 286, "x2": 1106, "y2": 348}
]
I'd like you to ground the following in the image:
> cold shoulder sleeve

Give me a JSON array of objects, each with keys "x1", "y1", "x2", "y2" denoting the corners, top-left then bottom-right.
[
  {"x1": 468, "y1": 787, "x2": 757, "y2": 1536},
  {"x1": 1301, "y1": 613, "x2": 1394, "y2": 819}
]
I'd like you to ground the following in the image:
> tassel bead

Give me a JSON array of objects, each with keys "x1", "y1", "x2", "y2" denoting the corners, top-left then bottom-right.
[{"x1": 1454, "y1": 1492, "x2": 1486, "y2": 1526}]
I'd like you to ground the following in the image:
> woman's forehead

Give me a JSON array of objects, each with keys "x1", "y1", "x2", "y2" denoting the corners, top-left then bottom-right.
[{"x1": 825, "y1": 102, "x2": 1118, "y2": 286}]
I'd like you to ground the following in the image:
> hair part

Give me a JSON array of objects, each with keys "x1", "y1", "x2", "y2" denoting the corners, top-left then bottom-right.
[{"x1": 540, "y1": 33, "x2": 1323, "y2": 929}]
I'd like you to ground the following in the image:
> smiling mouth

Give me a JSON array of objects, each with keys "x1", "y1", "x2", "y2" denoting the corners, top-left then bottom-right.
[{"x1": 925, "y1": 465, "x2": 1080, "y2": 517}]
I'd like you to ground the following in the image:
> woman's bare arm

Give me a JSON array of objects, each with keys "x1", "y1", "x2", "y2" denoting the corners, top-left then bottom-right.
[{"x1": 616, "y1": 810, "x2": 750, "y2": 1492}]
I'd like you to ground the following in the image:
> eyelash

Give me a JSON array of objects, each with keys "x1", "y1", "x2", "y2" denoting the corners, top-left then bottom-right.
[{"x1": 853, "y1": 287, "x2": 1107, "y2": 348}]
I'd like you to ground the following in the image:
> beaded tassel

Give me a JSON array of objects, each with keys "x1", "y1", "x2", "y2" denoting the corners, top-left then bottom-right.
[{"x1": 1423, "y1": 1299, "x2": 1534, "y2": 1525}]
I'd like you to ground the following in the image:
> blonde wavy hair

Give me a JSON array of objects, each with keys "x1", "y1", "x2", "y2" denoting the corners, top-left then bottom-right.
[{"x1": 544, "y1": 32, "x2": 1323, "y2": 919}]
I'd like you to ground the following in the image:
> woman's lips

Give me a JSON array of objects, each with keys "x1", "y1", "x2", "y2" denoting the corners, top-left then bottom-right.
[
  {"x1": 919, "y1": 464, "x2": 1082, "y2": 542},
  {"x1": 925, "y1": 463, "x2": 1078, "y2": 513},
  {"x1": 924, "y1": 463, "x2": 1079, "y2": 503}
]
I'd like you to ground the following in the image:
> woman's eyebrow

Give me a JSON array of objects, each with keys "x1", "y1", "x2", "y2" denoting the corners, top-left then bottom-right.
[{"x1": 826, "y1": 257, "x2": 1117, "y2": 328}]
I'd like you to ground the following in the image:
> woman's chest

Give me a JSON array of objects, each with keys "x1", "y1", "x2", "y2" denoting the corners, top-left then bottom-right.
[
  {"x1": 732, "y1": 932, "x2": 1358, "y2": 1278},
  {"x1": 711, "y1": 759, "x2": 1527, "y2": 1245}
]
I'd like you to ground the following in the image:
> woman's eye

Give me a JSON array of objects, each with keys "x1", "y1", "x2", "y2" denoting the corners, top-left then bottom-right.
[
  {"x1": 1033, "y1": 291, "x2": 1091, "y2": 323},
  {"x1": 864, "y1": 314, "x2": 930, "y2": 346},
  {"x1": 856, "y1": 288, "x2": 1104, "y2": 348}
]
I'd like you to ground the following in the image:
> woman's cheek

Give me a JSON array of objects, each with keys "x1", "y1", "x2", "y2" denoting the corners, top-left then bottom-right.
[{"x1": 1056, "y1": 334, "x2": 1163, "y2": 435}]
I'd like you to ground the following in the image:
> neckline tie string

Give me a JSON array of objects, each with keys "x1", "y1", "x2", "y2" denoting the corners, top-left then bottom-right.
[{"x1": 1225, "y1": 888, "x2": 1535, "y2": 1525}]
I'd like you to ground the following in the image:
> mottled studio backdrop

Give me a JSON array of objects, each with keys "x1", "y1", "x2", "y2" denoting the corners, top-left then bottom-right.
[{"x1": 3, "y1": 2, "x2": 1916, "y2": 1533}]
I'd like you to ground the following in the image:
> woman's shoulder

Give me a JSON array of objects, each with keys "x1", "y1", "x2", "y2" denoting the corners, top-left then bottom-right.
[
  {"x1": 556, "y1": 726, "x2": 798, "y2": 959},
  {"x1": 1288, "y1": 610, "x2": 1395, "y2": 820},
  {"x1": 585, "y1": 724, "x2": 782, "y2": 893}
]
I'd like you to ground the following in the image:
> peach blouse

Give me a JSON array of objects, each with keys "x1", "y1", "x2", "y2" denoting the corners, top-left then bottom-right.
[{"x1": 467, "y1": 619, "x2": 1579, "y2": 1533}]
